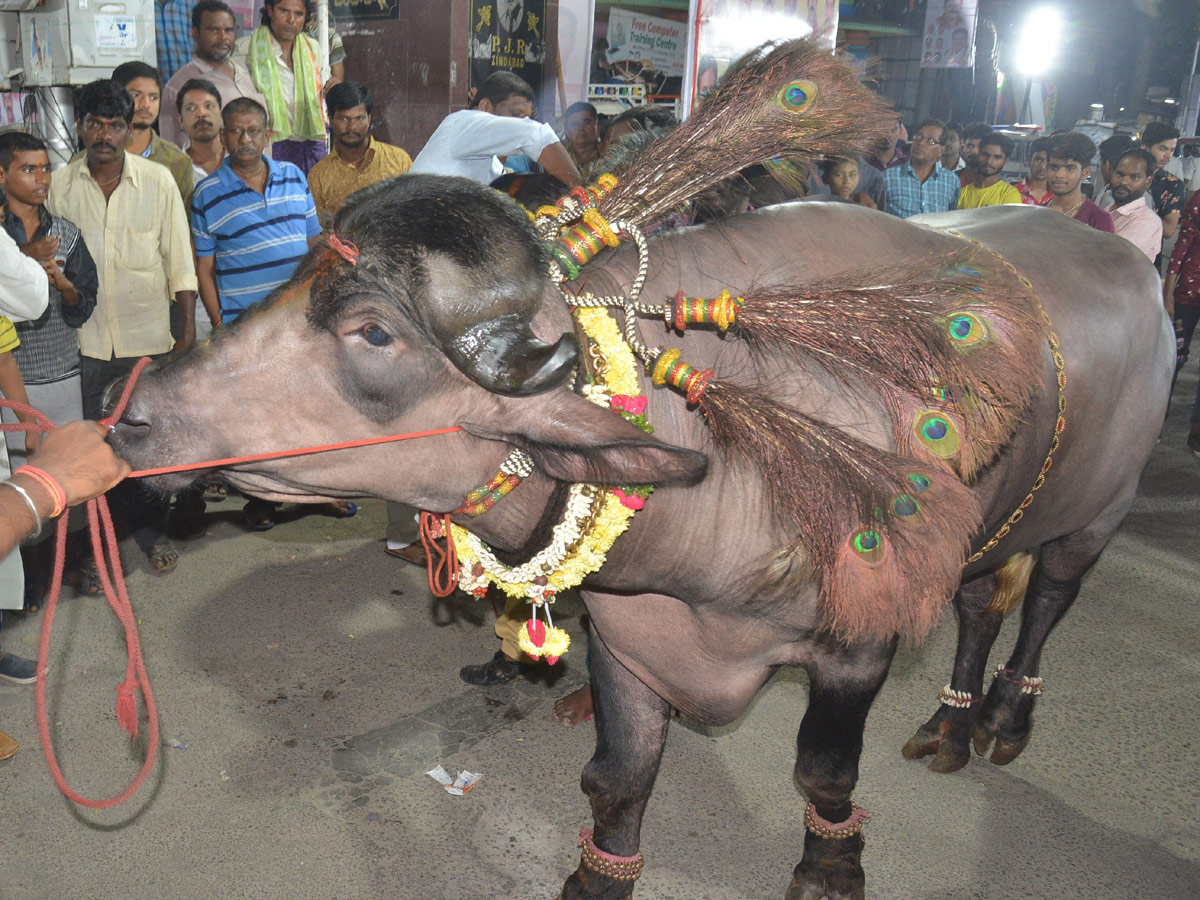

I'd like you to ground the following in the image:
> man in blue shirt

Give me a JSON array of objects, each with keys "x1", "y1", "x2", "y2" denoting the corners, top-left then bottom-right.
[
  {"x1": 191, "y1": 97, "x2": 355, "y2": 530},
  {"x1": 191, "y1": 97, "x2": 320, "y2": 325},
  {"x1": 884, "y1": 119, "x2": 960, "y2": 218}
]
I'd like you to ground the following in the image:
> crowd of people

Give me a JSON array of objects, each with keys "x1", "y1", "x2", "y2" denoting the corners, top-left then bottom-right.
[{"x1": 3, "y1": 2, "x2": 1200, "y2": 750}]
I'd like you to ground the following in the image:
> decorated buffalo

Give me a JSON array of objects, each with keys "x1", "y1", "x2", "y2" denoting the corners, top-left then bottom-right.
[{"x1": 112, "y1": 42, "x2": 1173, "y2": 900}]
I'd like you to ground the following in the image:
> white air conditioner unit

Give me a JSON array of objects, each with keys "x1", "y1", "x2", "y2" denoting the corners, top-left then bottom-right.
[{"x1": 19, "y1": 0, "x2": 155, "y2": 86}]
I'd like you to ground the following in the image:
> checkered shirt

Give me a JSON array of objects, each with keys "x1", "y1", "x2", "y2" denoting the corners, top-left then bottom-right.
[
  {"x1": 155, "y1": 0, "x2": 195, "y2": 85},
  {"x1": 883, "y1": 162, "x2": 961, "y2": 218},
  {"x1": 2, "y1": 208, "x2": 98, "y2": 384}
]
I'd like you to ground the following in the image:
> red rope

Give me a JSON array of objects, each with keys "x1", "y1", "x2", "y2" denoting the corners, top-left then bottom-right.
[
  {"x1": 1, "y1": 357, "x2": 464, "y2": 808},
  {"x1": 419, "y1": 512, "x2": 460, "y2": 597}
]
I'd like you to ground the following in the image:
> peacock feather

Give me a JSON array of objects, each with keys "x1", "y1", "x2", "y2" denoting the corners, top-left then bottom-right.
[
  {"x1": 670, "y1": 244, "x2": 1045, "y2": 642},
  {"x1": 596, "y1": 38, "x2": 896, "y2": 231}
]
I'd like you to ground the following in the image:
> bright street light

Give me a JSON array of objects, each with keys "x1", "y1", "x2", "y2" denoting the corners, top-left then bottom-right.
[{"x1": 1015, "y1": 7, "x2": 1063, "y2": 78}]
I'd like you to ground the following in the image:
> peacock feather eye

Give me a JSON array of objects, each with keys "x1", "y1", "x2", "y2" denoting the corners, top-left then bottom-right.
[
  {"x1": 849, "y1": 528, "x2": 886, "y2": 565},
  {"x1": 779, "y1": 79, "x2": 818, "y2": 114},
  {"x1": 907, "y1": 473, "x2": 932, "y2": 493},
  {"x1": 946, "y1": 311, "x2": 990, "y2": 347},
  {"x1": 892, "y1": 494, "x2": 920, "y2": 517},
  {"x1": 913, "y1": 411, "x2": 962, "y2": 458}
]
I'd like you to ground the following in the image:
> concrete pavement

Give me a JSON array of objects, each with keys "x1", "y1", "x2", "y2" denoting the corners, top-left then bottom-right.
[{"x1": 1, "y1": 371, "x2": 1198, "y2": 900}]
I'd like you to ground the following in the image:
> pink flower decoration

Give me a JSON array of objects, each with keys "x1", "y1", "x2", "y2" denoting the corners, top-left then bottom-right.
[
  {"x1": 611, "y1": 394, "x2": 647, "y2": 415},
  {"x1": 613, "y1": 489, "x2": 645, "y2": 510}
]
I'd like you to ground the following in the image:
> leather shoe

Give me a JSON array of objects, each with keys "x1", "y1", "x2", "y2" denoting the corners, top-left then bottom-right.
[
  {"x1": 459, "y1": 651, "x2": 523, "y2": 686},
  {"x1": 1187, "y1": 427, "x2": 1200, "y2": 456}
]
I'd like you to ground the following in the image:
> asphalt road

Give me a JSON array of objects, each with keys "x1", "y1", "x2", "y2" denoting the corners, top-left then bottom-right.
[{"x1": 1, "y1": 371, "x2": 1197, "y2": 900}]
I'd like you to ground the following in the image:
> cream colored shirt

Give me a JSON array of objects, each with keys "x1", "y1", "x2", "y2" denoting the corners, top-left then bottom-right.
[{"x1": 48, "y1": 152, "x2": 197, "y2": 360}]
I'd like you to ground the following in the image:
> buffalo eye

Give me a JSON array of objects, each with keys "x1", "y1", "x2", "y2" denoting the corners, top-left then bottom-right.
[{"x1": 360, "y1": 324, "x2": 393, "y2": 347}]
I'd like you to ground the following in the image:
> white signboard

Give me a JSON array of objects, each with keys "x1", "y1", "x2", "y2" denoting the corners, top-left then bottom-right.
[
  {"x1": 606, "y1": 7, "x2": 687, "y2": 77},
  {"x1": 95, "y1": 15, "x2": 138, "y2": 50},
  {"x1": 920, "y1": 0, "x2": 977, "y2": 69},
  {"x1": 683, "y1": 0, "x2": 837, "y2": 118}
]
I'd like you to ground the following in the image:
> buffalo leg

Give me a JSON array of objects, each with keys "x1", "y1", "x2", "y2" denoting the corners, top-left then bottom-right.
[
  {"x1": 560, "y1": 626, "x2": 670, "y2": 900},
  {"x1": 788, "y1": 640, "x2": 896, "y2": 900},
  {"x1": 973, "y1": 534, "x2": 1106, "y2": 765},
  {"x1": 901, "y1": 572, "x2": 1002, "y2": 773}
]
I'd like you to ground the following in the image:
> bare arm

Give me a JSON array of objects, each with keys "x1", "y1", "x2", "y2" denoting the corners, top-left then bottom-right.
[
  {"x1": 0, "y1": 421, "x2": 132, "y2": 559},
  {"x1": 195, "y1": 255, "x2": 223, "y2": 327},
  {"x1": 536, "y1": 141, "x2": 582, "y2": 187},
  {"x1": 1163, "y1": 272, "x2": 1178, "y2": 320},
  {"x1": 1162, "y1": 209, "x2": 1181, "y2": 241},
  {"x1": 0, "y1": 352, "x2": 40, "y2": 453},
  {"x1": 173, "y1": 290, "x2": 197, "y2": 356}
]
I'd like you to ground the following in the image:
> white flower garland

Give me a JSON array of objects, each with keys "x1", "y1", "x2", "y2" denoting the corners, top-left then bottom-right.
[{"x1": 450, "y1": 307, "x2": 642, "y2": 609}]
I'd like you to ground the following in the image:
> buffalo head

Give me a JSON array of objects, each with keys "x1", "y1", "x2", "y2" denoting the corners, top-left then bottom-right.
[{"x1": 113, "y1": 175, "x2": 706, "y2": 522}]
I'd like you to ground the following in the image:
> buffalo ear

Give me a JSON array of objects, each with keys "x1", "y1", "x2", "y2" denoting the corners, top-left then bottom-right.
[{"x1": 463, "y1": 391, "x2": 707, "y2": 487}]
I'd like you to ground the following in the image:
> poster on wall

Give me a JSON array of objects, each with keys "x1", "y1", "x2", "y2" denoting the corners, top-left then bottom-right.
[
  {"x1": 471, "y1": 0, "x2": 549, "y2": 107},
  {"x1": 558, "y1": 0, "x2": 596, "y2": 113},
  {"x1": 606, "y1": 8, "x2": 687, "y2": 78},
  {"x1": 684, "y1": 0, "x2": 838, "y2": 117},
  {"x1": 919, "y1": 0, "x2": 977, "y2": 69}
]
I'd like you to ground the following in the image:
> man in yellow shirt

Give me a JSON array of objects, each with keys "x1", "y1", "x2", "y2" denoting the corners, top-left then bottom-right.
[
  {"x1": 307, "y1": 82, "x2": 412, "y2": 226},
  {"x1": 48, "y1": 79, "x2": 197, "y2": 582},
  {"x1": 957, "y1": 132, "x2": 1022, "y2": 209}
]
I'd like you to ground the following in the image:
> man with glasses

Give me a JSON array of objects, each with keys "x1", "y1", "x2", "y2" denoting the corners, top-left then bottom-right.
[
  {"x1": 191, "y1": 97, "x2": 319, "y2": 327},
  {"x1": 883, "y1": 118, "x2": 960, "y2": 218},
  {"x1": 190, "y1": 98, "x2": 354, "y2": 531},
  {"x1": 48, "y1": 79, "x2": 197, "y2": 583}
]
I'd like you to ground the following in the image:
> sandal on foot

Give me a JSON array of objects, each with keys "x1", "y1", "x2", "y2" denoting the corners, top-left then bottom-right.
[
  {"x1": 323, "y1": 500, "x2": 358, "y2": 519},
  {"x1": 67, "y1": 557, "x2": 102, "y2": 597},
  {"x1": 145, "y1": 542, "x2": 180, "y2": 574},
  {"x1": 202, "y1": 481, "x2": 228, "y2": 502},
  {"x1": 21, "y1": 577, "x2": 48, "y2": 615},
  {"x1": 243, "y1": 501, "x2": 276, "y2": 532},
  {"x1": 459, "y1": 651, "x2": 524, "y2": 686}
]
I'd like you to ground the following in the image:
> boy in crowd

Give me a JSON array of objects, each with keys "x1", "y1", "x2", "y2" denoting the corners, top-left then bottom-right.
[
  {"x1": 0, "y1": 132, "x2": 98, "y2": 612},
  {"x1": 957, "y1": 133, "x2": 1022, "y2": 208},
  {"x1": 1043, "y1": 132, "x2": 1114, "y2": 232}
]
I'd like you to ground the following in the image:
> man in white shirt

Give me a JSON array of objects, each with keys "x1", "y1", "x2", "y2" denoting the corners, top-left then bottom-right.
[
  {"x1": 0, "y1": 199, "x2": 49, "y2": 322},
  {"x1": 410, "y1": 72, "x2": 580, "y2": 187}
]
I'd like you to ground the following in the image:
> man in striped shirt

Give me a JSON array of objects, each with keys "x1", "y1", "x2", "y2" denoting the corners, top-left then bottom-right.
[
  {"x1": 191, "y1": 97, "x2": 355, "y2": 531},
  {"x1": 191, "y1": 97, "x2": 321, "y2": 325}
]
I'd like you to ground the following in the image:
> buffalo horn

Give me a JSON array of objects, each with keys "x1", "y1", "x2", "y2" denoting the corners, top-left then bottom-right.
[{"x1": 445, "y1": 314, "x2": 578, "y2": 396}]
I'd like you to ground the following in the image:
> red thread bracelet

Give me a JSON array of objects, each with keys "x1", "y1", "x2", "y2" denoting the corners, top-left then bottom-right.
[{"x1": 14, "y1": 465, "x2": 67, "y2": 518}]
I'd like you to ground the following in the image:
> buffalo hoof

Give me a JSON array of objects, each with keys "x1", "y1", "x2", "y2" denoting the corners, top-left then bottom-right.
[
  {"x1": 902, "y1": 714, "x2": 970, "y2": 772},
  {"x1": 973, "y1": 723, "x2": 1032, "y2": 765},
  {"x1": 788, "y1": 834, "x2": 865, "y2": 900},
  {"x1": 786, "y1": 869, "x2": 865, "y2": 900},
  {"x1": 560, "y1": 867, "x2": 635, "y2": 900},
  {"x1": 900, "y1": 718, "x2": 949, "y2": 760},
  {"x1": 927, "y1": 740, "x2": 971, "y2": 773}
]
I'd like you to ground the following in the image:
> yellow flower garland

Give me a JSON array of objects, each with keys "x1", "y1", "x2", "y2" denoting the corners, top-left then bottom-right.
[{"x1": 448, "y1": 306, "x2": 644, "y2": 632}]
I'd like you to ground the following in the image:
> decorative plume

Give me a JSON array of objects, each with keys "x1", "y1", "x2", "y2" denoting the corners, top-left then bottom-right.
[
  {"x1": 597, "y1": 38, "x2": 896, "y2": 229},
  {"x1": 699, "y1": 380, "x2": 983, "y2": 643},
  {"x1": 726, "y1": 246, "x2": 1045, "y2": 481}
]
